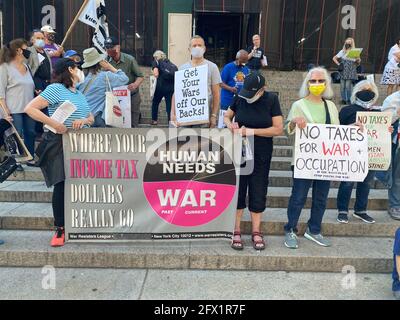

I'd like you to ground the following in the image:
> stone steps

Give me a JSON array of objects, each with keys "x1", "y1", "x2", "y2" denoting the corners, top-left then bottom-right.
[
  {"x1": 1, "y1": 203, "x2": 398, "y2": 238},
  {"x1": 0, "y1": 230, "x2": 393, "y2": 273},
  {"x1": 0, "y1": 183, "x2": 389, "y2": 209}
]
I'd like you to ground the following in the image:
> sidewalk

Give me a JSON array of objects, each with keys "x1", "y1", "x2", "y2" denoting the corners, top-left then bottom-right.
[{"x1": 0, "y1": 268, "x2": 395, "y2": 300}]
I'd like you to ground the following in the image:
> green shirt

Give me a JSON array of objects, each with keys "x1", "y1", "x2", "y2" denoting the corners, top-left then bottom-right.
[
  {"x1": 109, "y1": 52, "x2": 144, "y2": 90},
  {"x1": 285, "y1": 98, "x2": 340, "y2": 164}
]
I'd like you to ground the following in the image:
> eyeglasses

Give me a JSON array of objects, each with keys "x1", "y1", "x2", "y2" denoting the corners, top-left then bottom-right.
[{"x1": 309, "y1": 79, "x2": 326, "y2": 84}]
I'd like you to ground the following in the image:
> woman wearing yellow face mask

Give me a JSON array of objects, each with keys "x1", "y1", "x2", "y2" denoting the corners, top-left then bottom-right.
[{"x1": 283, "y1": 67, "x2": 340, "y2": 250}]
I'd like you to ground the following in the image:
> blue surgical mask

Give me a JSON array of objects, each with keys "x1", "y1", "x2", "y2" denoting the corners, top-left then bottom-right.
[{"x1": 34, "y1": 39, "x2": 45, "y2": 49}]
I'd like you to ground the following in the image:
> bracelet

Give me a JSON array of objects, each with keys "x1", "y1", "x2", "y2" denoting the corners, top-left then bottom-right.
[{"x1": 211, "y1": 114, "x2": 218, "y2": 118}]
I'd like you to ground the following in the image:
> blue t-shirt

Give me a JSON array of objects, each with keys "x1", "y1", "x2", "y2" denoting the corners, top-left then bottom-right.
[
  {"x1": 220, "y1": 62, "x2": 250, "y2": 110},
  {"x1": 393, "y1": 228, "x2": 400, "y2": 292},
  {"x1": 40, "y1": 83, "x2": 91, "y2": 129}
]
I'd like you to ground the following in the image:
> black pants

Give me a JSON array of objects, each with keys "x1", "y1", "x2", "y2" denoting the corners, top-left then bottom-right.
[
  {"x1": 53, "y1": 181, "x2": 65, "y2": 228},
  {"x1": 151, "y1": 86, "x2": 174, "y2": 122},
  {"x1": 237, "y1": 153, "x2": 272, "y2": 213},
  {"x1": 0, "y1": 119, "x2": 11, "y2": 148}
]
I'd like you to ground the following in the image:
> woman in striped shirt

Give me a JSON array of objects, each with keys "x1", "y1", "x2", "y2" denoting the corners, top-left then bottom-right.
[{"x1": 25, "y1": 58, "x2": 94, "y2": 247}]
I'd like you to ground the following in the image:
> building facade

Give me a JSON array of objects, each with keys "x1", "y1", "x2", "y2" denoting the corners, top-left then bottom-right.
[{"x1": 1, "y1": 0, "x2": 399, "y2": 72}]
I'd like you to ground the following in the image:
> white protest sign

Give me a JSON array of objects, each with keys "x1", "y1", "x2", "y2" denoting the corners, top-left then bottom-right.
[
  {"x1": 294, "y1": 124, "x2": 369, "y2": 182},
  {"x1": 356, "y1": 111, "x2": 392, "y2": 171},
  {"x1": 113, "y1": 86, "x2": 131, "y2": 128},
  {"x1": 175, "y1": 64, "x2": 209, "y2": 126}
]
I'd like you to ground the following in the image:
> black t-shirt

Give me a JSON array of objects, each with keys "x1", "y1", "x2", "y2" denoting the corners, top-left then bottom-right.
[
  {"x1": 339, "y1": 104, "x2": 380, "y2": 125},
  {"x1": 151, "y1": 60, "x2": 174, "y2": 92},
  {"x1": 247, "y1": 46, "x2": 265, "y2": 70},
  {"x1": 230, "y1": 92, "x2": 282, "y2": 155}
]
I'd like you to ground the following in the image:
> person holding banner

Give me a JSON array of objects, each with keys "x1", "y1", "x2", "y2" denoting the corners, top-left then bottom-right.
[
  {"x1": 219, "y1": 50, "x2": 250, "y2": 128},
  {"x1": 170, "y1": 35, "x2": 222, "y2": 128},
  {"x1": 79, "y1": 48, "x2": 129, "y2": 128},
  {"x1": 284, "y1": 67, "x2": 339, "y2": 249},
  {"x1": 105, "y1": 36, "x2": 144, "y2": 128},
  {"x1": 336, "y1": 80, "x2": 385, "y2": 224},
  {"x1": 333, "y1": 38, "x2": 361, "y2": 105},
  {"x1": 224, "y1": 73, "x2": 284, "y2": 251},
  {"x1": 41, "y1": 25, "x2": 64, "y2": 68},
  {"x1": 25, "y1": 58, "x2": 94, "y2": 247}
]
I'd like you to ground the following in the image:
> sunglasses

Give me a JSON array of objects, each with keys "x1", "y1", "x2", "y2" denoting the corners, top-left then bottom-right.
[{"x1": 309, "y1": 79, "x2": 326, "y2": 84}]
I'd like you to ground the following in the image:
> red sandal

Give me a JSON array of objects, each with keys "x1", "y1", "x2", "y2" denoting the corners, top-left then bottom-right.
[
  {"x1": 252, "y1": 232, "x2": 266, "y2": 251},
  {"x1": 231, "y1": 232, "x2": 244, "y2": 251}
]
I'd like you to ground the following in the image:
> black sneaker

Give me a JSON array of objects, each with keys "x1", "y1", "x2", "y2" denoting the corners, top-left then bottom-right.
[
  {"x1": 337, "y1": 213, "x2": 349, "y2": 224},
  {"x1": 353, "y1": 212, "x2": 375, "y2": 224}
]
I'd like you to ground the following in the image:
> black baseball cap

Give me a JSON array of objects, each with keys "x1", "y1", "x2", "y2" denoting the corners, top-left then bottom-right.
[
  {"x1": 54, "y1": 58, "x2": 77, "y2": 75},
  {"x1": 238, "y1": 72, "x2": 266, "y2": 99},
  {"x1": 104, "y1": 36, "x2": 119, "y2": 49}
]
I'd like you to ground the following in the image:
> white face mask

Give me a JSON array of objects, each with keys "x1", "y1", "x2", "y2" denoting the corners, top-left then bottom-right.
[
  {"x1": 191, "y1": 47, "x2": 205, "y2": 59},
  {"x1": 76, "y1": 69, "x2": 85, "y2": 85}
]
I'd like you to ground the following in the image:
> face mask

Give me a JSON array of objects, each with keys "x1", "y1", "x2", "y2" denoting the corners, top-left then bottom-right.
[
  {"x1": 191, "y1": 47, "x2": 205, "y2": 59},
  {"x1": 47, "y1": 34, "x2": 55, "y2": 42},
  {"x1": 356, "y1": 90, "x2": 376, "y2": 108},
  {"x1": 309, "y1": 83, "x2": 326, "y2": 96},
  {"x1": 76, "y1": 69, "x2": 85, "y2": 84},
  {"x1": 34, "y1": 39, "x2": 45, "y2": 48},
  {"x1": 345, "y1": 44, "x2": 351, "y2": 50},
  {"x1": 22, "y1": 49, "x2": 31, "y2": 60}
]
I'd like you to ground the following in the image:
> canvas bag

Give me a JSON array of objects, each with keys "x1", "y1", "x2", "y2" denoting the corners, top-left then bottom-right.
[{"x1": 104, "y1": 74, "x2": 124, "y2": 128}]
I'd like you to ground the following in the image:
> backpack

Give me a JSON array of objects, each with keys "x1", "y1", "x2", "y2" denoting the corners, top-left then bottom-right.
[{"x1": 158, "y1": 59, "x2": 178, "y2": 82}]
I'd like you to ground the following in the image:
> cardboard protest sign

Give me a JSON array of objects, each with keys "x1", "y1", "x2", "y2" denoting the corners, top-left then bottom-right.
[
  {"x1": 175, "y1": 65, "x2": 209, "y2": 126},
  {"x1": 113, "y1": 86, "x2": 132, "y2": 128},
  {"x1": 63, "y1": 128, "x2": 242, "y2": 242},
  {"x1": 294, "y1": 124, "x2": 369, "y2": 182},
  {"x1": 356, "y1": 112, "x2": 393, "y2": 171}
]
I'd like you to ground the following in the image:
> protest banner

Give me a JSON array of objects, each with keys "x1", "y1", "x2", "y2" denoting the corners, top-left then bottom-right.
[
  {"x1": 294, "y1": 124, "x2": 369, "y2": 182},
  {"x1": 63, "y1": 128, "x2": 242, "y2": 242},
  {"x1": 356, "y1": 111, "x2": 393, "y2": 171},
  {"x1": 113, "y1": 86, "x2": 132, "y2": 128},
  {"x1": 174, "y1": 65, "x2": 209, "y2": 126}
]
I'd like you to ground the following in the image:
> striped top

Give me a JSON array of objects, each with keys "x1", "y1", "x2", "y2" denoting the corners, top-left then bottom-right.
[{"x1": 40, "y1": 83, "x2": 91, "y2": 128}]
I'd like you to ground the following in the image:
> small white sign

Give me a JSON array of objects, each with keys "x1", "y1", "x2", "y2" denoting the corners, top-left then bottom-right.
[
  {"x1": 174, "y1": 65, "x2": 209, "y2": 125},
  {"x1": 294, "y1": 124, "x2": 369, "y2": 182},
  {"x1": 113, "y1": 86, "x2": 132, "y2": 128}
]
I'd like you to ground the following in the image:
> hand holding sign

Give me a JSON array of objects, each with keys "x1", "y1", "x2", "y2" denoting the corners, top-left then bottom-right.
[
  {"x1": 174, "y1": 65, "x2": 209, "y2": 126},
  {"x1": 294, "y1": 124, "x2": 369, "y2": 182},
  {"x1": 356, "y1": 112, "x2": 393, "y2": 171}
]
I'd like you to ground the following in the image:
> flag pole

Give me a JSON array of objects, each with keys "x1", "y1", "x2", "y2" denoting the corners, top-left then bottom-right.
[{"x1": 61, "y1": 0, "x2": 90, "y2": 48}]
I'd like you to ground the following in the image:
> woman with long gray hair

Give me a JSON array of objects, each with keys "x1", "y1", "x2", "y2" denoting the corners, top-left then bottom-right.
[{"x1": 284, "y1": 67, "x2": 340, "y2": 250}]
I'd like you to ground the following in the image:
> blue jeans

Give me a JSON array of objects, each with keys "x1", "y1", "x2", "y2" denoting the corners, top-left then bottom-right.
[
  {"x1": 337, "y1": 171, "x2": 376, "y2": 213},
  {"x1": 390, "y1": 147, "x2": 400, "y2": 209},
  {"x1": 285, "y1": 178, "x2": 331, "y2": 235},
  {"x1": 93, "y1": 113, "x2": 106, "y2": 128},
  {"x1": 340, "y1": 79, "x2": 353, "y2": 103},
  {"x1": 12, "y1": 113, "x2": 36, "y2": 156}
]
